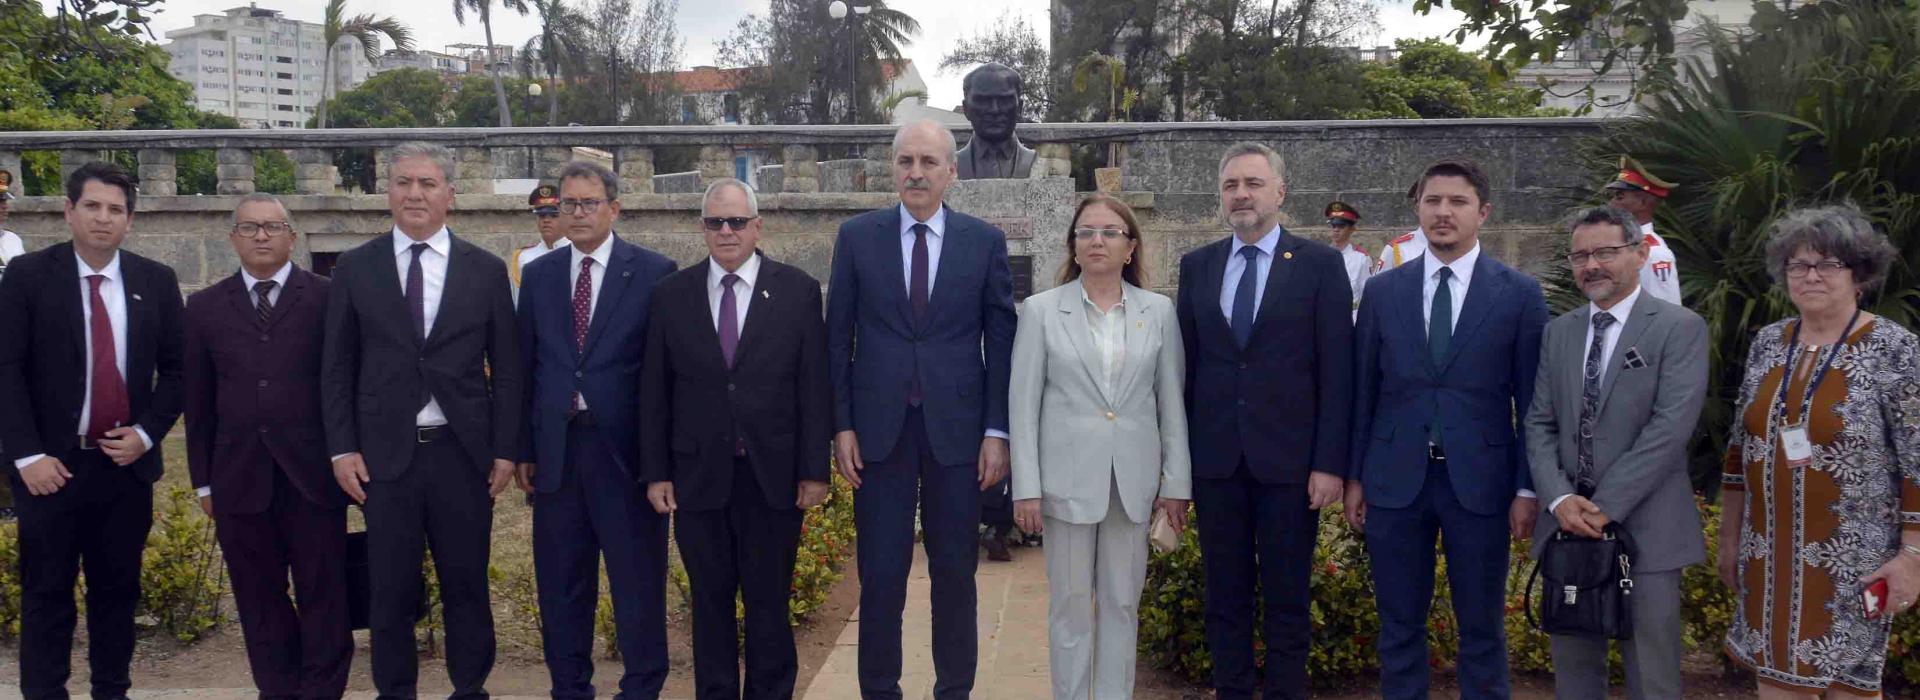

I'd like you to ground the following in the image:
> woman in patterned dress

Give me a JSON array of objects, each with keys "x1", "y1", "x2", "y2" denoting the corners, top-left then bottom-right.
[{"x1": 1718, "y1": 204, "x2": 1920, "y2": 698}]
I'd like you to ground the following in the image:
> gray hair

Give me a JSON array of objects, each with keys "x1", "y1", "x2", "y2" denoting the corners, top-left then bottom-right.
[
  {"x1": 701, "y1": 177, "x2": 758, "y2": 217},
  {"x1": 891, "y1": 119, "x2": 958, "y2": 160},
  {"x1": 556, "y1": 160, "x2": 620, "y2": 200},
  {"x1": 1764, "y1": 202, "x2": 1897, "y2": 297},
  {"x1": 230, "y1": 192, "x2": 294, "y2": 230},
  {"x1": 1564, "y1": 206, "x2": 1639, "y2": 244},
  {"x1": 388, "y1": 142, "x2": 456, "y2": 184},
  {"x1": 1217, "y1": 142, "x2": 1286, "y2": 183}
]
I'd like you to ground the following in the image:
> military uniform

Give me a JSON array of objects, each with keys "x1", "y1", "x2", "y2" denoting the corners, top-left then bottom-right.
[
  {"x1": 1375, "y1": 227, "x2": 1427, "y2": 273},
  {"x1": 1326, "y1": 201, "x2": 1371, "y2": 309},
  {"x1": 0, "y1": 171, "x2": 22, "y2": 282},
  {"x1": 1607, "y1": 157, "x2": 1682, "y2": 305},
  {"x1": 510, "y1": 185, "x2": 569, "y2": 305}
]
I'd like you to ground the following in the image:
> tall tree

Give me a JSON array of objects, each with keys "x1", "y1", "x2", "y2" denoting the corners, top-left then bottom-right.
[
  {"x1": 938, "y1": 10, "x2": 1050, "y2": 120},
  {"x1": 317, "y1": 0, "x2": 415, "y2": 129},
  {"x1": 453, "y1": 0, "x2": 530, "y2": 127},
  {"x1": 517, "y1": 0, "x2": 591, "y2": 125},
  {"x1": 717, "y1": 0, "x2": 919, "y2": 125}
]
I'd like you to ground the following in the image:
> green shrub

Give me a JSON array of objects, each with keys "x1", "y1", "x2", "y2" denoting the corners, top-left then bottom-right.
[
  {"x1": 0, "y1": 521, "x2": 20, "y2": 640},
  {"x1": 791, "y1": 474, "x2": 856, "y2": 625},
  {"x1": 138, "y1": 487, "x2": 226, "y2": 642}
]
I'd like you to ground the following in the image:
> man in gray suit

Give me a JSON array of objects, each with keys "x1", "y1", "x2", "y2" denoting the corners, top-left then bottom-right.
[{"x1": 1523, "y1": 205, "x2": 1708, "y2": 699}]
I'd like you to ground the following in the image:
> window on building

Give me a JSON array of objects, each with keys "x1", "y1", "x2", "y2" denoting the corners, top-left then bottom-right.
[
  {"x1": 276, "y1": 88, "x2": 293, "y2": 95},
  {"x1": 201, "y1": 99, "x2": 229, "y2": 109},
  {"x1": 723, "y1": 93, "x2": 741, "y2": 124},
  {"x1": 275, "y1": 56, "x2": 293, "y2": 64},
  {"x1": 681, "y1": 95, "x2": 698, "y2": 123},
  {"x1": 275, "y1": 120, "x2": 295, "y2": 127},
  {"x1": 275, "y1": 72, "x2": 293, "y2": 80},
  {"x1": 275, "y1": 104, "x2": 294, "y2": 111},
  {"x1": 238, "y1": 101, "x2": 265, "y2": 109}
]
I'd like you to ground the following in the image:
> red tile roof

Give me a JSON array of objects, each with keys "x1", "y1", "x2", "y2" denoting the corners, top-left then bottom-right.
[{"x1": 666, "y1": 60, "x2": 911, "y2": 94}]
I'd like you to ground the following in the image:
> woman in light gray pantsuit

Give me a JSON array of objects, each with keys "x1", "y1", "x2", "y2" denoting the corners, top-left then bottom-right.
[{"x1": 1010, "y1": 193, "x2": 1192, "y2": 700}]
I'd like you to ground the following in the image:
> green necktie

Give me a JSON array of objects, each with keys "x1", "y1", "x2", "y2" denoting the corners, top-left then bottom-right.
[{"x1": 1429, "y1": 266, "x2": 1453, "y2": 444}]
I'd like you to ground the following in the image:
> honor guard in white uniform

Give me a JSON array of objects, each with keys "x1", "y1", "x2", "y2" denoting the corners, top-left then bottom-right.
[
  {"x1": 510, "y1": 184, "x2": 570, "y2": 305},
  {"x1": 1605, "y1": 156, "x2": 1682, "y2": 305},
  {"x1": 1325, "y1": 201, "x2": 1371, "y2": 311},
  {"x1": 0, "y1": 170, "x2": 23, "y2": 281}
]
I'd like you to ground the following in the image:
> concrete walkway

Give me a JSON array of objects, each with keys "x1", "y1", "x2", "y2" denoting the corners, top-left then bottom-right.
[{"x1": 801, "y1": 542, "x2": 1052, "y2": 699}]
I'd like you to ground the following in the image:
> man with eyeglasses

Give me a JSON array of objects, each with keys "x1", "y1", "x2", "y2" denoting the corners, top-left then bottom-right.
[
  {"x1": 639, "y1": 177, "x2": 831, "y2": 699},
  {"x1": 513, "y1": 160, "x2": 677, "y2": 699},
  {"x1": 184, "y1": 193, "x2": 353, "y2": 699},
  {"x1": 511, "y1": 184, "x2": 570, "y2": 306},
  {"x1": 1523, "y1": 205, "x2": 1706, "y2": 699}
]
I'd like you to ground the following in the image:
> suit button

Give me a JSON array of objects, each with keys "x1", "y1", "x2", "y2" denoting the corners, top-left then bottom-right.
[
  {"x1": 258, "y1": 427, "x2": 268, "y2": 434},
  {"x1": 574, "y1": 371, "x2": 583, "y2": 378},
  {"x1": 728, "y1": 383, "x2": 737, "y2": 392},
  {"x1": 259, "y1": 335, "x2": 269, "y2": 343},
  {"x1": 1239, "y1": 362, "x2": 1248, "y2": 370},
  {"x1": 1237, "y1": 399, "x2": 1247, "y2": 406},
  {"x1": 258, "y1": 379, "x2": 268, "y2": 388},
  {"x1": 1104, "y1": 411, "x2": 1115, "y2": 421}
]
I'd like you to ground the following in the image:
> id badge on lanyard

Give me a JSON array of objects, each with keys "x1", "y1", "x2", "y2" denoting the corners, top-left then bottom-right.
[
  {"x1": 1780, "y1": 423, "x2": 1813, "y2": 468},
  {"x1": 1774, "y1": 310, "x2": 1859, "y2": 470}
]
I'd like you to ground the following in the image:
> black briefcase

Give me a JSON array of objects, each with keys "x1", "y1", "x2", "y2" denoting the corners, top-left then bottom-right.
[
  {"x1": 1525, "y1": 523, "x2": 1637, "y2": 640},
  {"x1": 346, "y1": 530, "x2": 372, "y2": 631}
]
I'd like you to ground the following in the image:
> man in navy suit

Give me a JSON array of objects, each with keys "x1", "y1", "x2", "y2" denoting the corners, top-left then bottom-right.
[
  {"x1": 1345, "y1": 159, "x2": 1548, "y2": 699},
  {"x1": 514, "y1": 161, "x2": 677, "y2": 700},
  {"x1": 1175, "y1": 143, "x2": 1352, "y2": 699},
  {"x1": 827, "y1": 119, "x2": 1017, "y2": 700}
]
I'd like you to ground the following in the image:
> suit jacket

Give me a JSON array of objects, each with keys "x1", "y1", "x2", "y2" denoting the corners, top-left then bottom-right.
[
  {"x1": 639, "y1": 253, "x2": 832, "y2": 511},
  {"x1": 0, "y1": 241, "x2": 184, "y2": 485},
  {"x1": 1524, "y1": 294, "x2": 1708, "y2": 572},
  {"x1": 516, "y1": 235, "x2": 676, "y2": 490},
  {"x1": 321, "y1": 232, "x2": 522, "y2": 480},
  {"x1": 1351, "y1": 251, "x2": 1549, "y2": 516},
  {"x1": 826, "y1": 205, "x2": 1017, "y2": 467},
  {"x1": 184, "y1": 267, "x2": 346, "y2": 513},
  {"x1": 1175, "y1": 229, "x2": 1353, "y2": 483},
  {"x1": 1009, "y1": 280, "x2": 1190, "y2": 525}
]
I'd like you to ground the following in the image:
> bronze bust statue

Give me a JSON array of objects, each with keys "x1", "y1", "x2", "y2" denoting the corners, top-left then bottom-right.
[{"x1": 955, "y1": 63, "x2": 1036, "y2": 180}]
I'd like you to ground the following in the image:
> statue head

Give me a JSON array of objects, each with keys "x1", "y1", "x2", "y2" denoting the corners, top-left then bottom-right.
[{"x1": 962, "y1": 63, "x2": 1022, "y2": 144}]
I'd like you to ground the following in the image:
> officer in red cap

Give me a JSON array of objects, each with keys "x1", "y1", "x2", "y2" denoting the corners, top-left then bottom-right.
[
  {"x1": 511, "y1": 184, "x2": 570, "y2": 305},
  {"x1": 1605, "y1": 156, "x2": 1681, "y2": 304},
  {"x1": 1326, "y1": 201, "x2": 1371, "y2": 311}
]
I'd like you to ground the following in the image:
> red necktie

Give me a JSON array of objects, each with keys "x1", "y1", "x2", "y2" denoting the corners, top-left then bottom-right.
[
  {"x1": 570, "y1": 258, "x2": 594, "y2": 411},
  {"x1": 85, "y1": 274, "x2": 130, "y2": 440}
]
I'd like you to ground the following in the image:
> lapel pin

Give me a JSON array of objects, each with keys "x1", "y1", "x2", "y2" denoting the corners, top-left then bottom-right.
[
  {"x1": 1283, "y1": 251, "x2": 1293, "y2": 260},
  {"x1": 623, "y1": 271, "x2": 631, "y2": 278},
  {"x1": 762, "y1": 290, "x2": 771, "y2": 299},
  {"x1": 1136, "y1": 320, "x2": 1145, "y2": 329},
  {"x1": 132, "y1": 293, "x2": 143, "y2": 301}
]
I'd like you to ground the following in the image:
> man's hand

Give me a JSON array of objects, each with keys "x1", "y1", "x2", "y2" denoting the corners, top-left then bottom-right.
[
  {"x1": 1307, "y1": 471, "x2": 1343, "y2": 510},
  {"x1": 488, "y1": 459, "x2": 515, "y2": 498},
  {"x1": 1155, "y1": 498, "x2": 1190, "y2": 536},
  {"x1": 1342, "y1": 481, "x2": 1367, "y2": 530},
  {"x1": 199, "y1": 495, "x2": 213, "y2": 517},
  {"x1": 1013, "y1": 498, "x2": 1043, "y2": 535},
  {"x1": 98, "y1": 426, "x2": 149, "y2": 467},
  {"x1": 19, "y1": 456, "x2": 72, "y2": 497},
  {"x1": 646, "y1": 481, "x2": 677, "y2": 514},
  {"x1": 796, "y1": 480, "x2": 829, "y2": 509},
  {"x1": 1510, "y1": 495, "x2": 1540, "y2": 540},
  {"x1": 515, "y1": 462, "x2": 537, "y2": 495},
  {"x1": 833, "y1": 431, "x2": 864, "y2": 489},
  {"x1": 1551, "y1": 495, "x2": 1605, "y2": 539},
  {"x1": 333, "y1": 453, "x2": 370, "y2": 504},
  {"x1": 977, "y1": 437, "x2": 1009, "y2": 491}
]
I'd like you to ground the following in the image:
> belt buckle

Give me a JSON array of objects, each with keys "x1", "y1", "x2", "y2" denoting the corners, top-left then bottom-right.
[
  {"x1": 77, "y1": 435, "x2": 98, "y2": 451},
  {"x1": 1428, "y1": 444, "x2": 1446, "y2": 462},
  {"x1": 416, "y1": 426, "x2": 439, "y2": 444}
]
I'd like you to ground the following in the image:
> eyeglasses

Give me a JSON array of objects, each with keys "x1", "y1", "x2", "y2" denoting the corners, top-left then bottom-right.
[
  {"x1": 1073, "y1": 227, "x2": 1129, "y2": 240},
  {"x1": 558, "y1": 198, "x2": 606, "y2": 215},
  {"x1": 702, "y1": 216, "x2": 758, "y2": 232},
  {"x1": 232, "y1": 221, "x2": 293, "y2": 238},
  {"x1": 1565, "y1": 241, "x2": 1639, "y2": 268},
  {"x1": 1784, "y1": 259, "x2": 1849, "y2": 279}
]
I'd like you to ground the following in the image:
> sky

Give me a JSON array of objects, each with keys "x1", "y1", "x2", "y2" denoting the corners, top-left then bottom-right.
[{"x1": 84, "y1": 0, "x2": 1475, "y2": 112}]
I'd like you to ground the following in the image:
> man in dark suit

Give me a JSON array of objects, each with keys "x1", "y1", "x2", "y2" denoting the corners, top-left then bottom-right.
[
  {"x1": 640, "y1": 177, "x2": 832, "y2": 700},
  {"x1": 0, "y1": 161, "x2": 184, "y2": 700},
  {"x1": 1175, "y1": 143, "x2": 1352, "y2": 699},
  {"x1": 185, "y1": 193, "x2": 353, "y2": 699},
  {"x1": 1346, "y1": 159, "x2": 1548, "y2": 699},
  {"x1": 512, "y1": 161, "x2": 677, "y2": 699},
  {"x1": 321, "y1": 142, "x2": 523, "y2": 699},
  {"x1": 827, "y1": 119, "x2": 1017, "y2": 700}
]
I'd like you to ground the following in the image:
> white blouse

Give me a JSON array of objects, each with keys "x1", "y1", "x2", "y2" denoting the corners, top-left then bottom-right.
[{"x1": 1082, "y1": 288, "x2": 1127, "y2": 398}]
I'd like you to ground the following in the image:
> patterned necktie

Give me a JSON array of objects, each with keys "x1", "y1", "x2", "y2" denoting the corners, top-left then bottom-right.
[
  {"x1": 253, "y1": 280, "x2": 277, "y2": 328},
  {"x1": 1230, "y1": 246, "x2": 1260, "y2": 349},
  {"x1": 85, "y1": 274, "x2": 129, "y2": 439},
  {"x1": 572, "y1": 257, "x2": 594, "y2": 353},
  {"x1": 719, "y1": 274, "x2": 741, "y2": 369},
  {"x1": 406, "y1": 242, "x2": 429, "y2": 342},
  {"x1": 908, "y1": 223, "x2": 929, "y2": 406},
  {"x1": 1429, "y1": 266, "x2": 1454, "y2": 445},
  {"x1": 1576, "y1": 311, "x2": 1617, "y2": 493}
]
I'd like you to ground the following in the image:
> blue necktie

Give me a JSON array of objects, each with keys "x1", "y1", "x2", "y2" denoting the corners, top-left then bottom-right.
[{"x1": 1230, "y1": 246, "x2": 1260, "y2": 348}]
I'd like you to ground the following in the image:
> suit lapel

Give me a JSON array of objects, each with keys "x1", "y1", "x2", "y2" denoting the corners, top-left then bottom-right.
[
  {"x1": 873, "y1": 208, "x2": 913, "y2": 330},
  {"x1": 1400, "y1": 258, "x2": 1435, "y2": 379},
  {"x1": 54, "y1": 244, "x2": 87, "y2": 356},
  {"x1": 1197, "y1": 240, "x2": 1236, "y2": 350},
  {"x1": 581, "y1": 239, "x2": 634, "y2": 361},
  {"x1": 267, "y1": 268, "x2": 308, "y2": 332},
  {"x1": 1055, "y1": 279, "x2": 1114, "y2": 407},
  {"x1": 423, "y1": 237, "x2": 464, "y2": 350},
  {"x1": 1113, "y1": 286, "x2": 1153, "y2": 407},
  {"x1": 374, "y1": 238, "x2": 421, "y2": 351},
  {"x1": 1594, "y1": 297, "x2": 1659, "y2": 415},
  {"x1": 1438, "y1": 253, "x2": 1500, "y2": 374},
  {"x1": 222, "y1": 272, "x2": 254, "y2": 326},
  {"x1": 926, "y1": 208, "x2": 963, "y2": 331},
  {"x1": 684, "y1": 259, "x2": 727, "y2": 370},
  {"x1": 120, "y1": 257, "x2": 152, "y2": 376},
  {"x1": 734, "y1": 253, "x2": 774, "y2": 366},
  {"x1": 1250, "y1": 228, "x2": 1298, "y2": 334}
]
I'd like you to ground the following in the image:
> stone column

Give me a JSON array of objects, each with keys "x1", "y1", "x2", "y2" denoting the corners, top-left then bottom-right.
[
  {"x1": 291, "y1": 148, "x2": 335, "y2": 195},
  {"x1": 454, "y1": 147, "x2": 494, "y2": 195},
  {"x1": 862, "y1": 145, "x2": 892, "y2": 193},
  {"x1": 1034, "y1": 143, "x2": 1072, "y2": 179},
  {"x1": 781, "y1": 145, "x2": 820, "y2": 193},
  {"x1": 215, "y1": 148, "x2": 256, "y2": 195},
  {"x1": 535, "y1": 146, "x2": 573, "y2": 182},
  {"x1": 617, "y1": 146, "x2": 655, "y2": 196},
  {"x1": 698, "y1": 146, "x2": 736, "y2": 187},
  {"x1": 59, "y1": 149, "x2": 104, "y2": 185},
  {"x1": 136, "y1": 150, "x2": 177, "y2": 196},
  {"x1": 372, "y1": 147, "x2": 393, "y2": 194},
  {"x1": 0, "y1": 150, "x2": 21, "y2": 188}
]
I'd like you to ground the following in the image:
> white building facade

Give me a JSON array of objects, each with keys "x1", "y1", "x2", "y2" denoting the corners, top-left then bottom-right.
[{"x1": 164, "y1": 4, "x2": 375, "y2": 129}]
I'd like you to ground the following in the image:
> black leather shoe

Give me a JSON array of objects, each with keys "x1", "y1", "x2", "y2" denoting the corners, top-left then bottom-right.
[{"x1": 983, "y1": 533, "x2": 1012, "y2": 561}]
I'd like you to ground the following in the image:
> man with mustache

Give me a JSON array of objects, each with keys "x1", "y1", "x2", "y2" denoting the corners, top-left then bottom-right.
[
  {"x1": 1347, "y1": 159, "x2": 1548, "y2": 699},
  {"x1": 828, "y1": 119, "x2": 1017, "y2": 700},
  {"x1": 1523, "y1": 206, "x2": 1706, "y2": 699}
]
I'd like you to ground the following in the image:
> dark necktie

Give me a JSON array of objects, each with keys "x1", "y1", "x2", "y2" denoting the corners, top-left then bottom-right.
[
  {"x1": 1576, "y1": 311, "x2": 1617, "y2": 492},
  {"x1": 253, "y1": 279, "x2": 277, "y2": 328},
  {"x1": 85, "y1": 274, "x2": 129, "y2": 439},
  {"x1": 572, "y1": 258, "x2": 594, "y2": 353},
  {"x1": 908, "y1": 223, "x2": 930, "y2": 406},
  {"x1": 406, "y1": 242, "x2": 429, "y2": 343},
  {"x1": 719, "y1": 273, "x2": 741, "y2": 369},
  {"x1": 1230, "y1": 246, "x2": 1260, "y2": 349},
  {"x1": 1429, "y1": 266, "x2": 1454, "y2": 445}
]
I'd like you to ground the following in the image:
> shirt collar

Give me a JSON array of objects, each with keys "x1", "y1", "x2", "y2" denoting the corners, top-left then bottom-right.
[
  {"x1": 1639, "y1": 222, "x2": 1655, "y2": 235},
  {"x1": 74, "y1": 249, "x2": 123, "y2": 281},
  {"x1": 1423, "y1": 241, "x2": 1481, "y2": 286},
  {"x1": 1590, "y1": 284, "x2": 1642, "y2": 322},
  {"x1": 709, "y1": 251, "x2": 762, "y2": 290},
  {"x1": 1079, "y1": 279, "x2": 1133, "y2": 313},
  {"x1": 1229, "y1": 224, "x2": 1284, "y2": 260},
  {"x1": 899, "y1": 204, "x2": 947, "y2": 239},
  {"x1": 570, "y1": 232, "x2": 616, "y2": 272},
  {"x1": 243, "y1": 261, "x2": 293, "y2": 288},
  {"x1": 392, "y1": 226, "x2": 451, "y2": 258}
]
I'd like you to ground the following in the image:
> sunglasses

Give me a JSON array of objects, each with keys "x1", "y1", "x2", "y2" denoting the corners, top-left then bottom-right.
[{"x1": 702, "y1": 216, "x2": 758, "y2": 232}]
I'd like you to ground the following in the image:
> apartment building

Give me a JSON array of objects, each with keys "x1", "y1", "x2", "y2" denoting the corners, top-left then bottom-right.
[{"x1": 163, "y1": 4, "x2": 375, "y2": 128}]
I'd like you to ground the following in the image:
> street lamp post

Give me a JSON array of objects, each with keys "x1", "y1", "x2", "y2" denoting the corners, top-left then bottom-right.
[
  {"x1": 526, "y1": 81, "x2": 542, "y2": 125},
  {"x1": 827, "y1": 0, "x2": 871, "y2": 125}
]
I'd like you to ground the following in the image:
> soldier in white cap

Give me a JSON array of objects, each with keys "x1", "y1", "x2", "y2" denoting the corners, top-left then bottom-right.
[{"x1": 1605, "y1": 155, "x2": 1682, "y2": 305}]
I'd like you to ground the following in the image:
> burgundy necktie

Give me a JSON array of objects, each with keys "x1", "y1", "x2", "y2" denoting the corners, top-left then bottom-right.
[
  {"x1": 908, "y1": 223, "x2": 929, "y2": 406},
  {"x1": 85, "y1": 274, "x2": 130, "y2": 440},
  {"x1": 719, "y1": 274, "x2": 741, "y2": 368},
  {"x1": 570, "y1": 258, "x2": 594, "y2": 411}
]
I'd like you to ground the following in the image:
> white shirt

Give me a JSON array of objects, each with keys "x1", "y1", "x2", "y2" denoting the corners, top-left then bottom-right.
[
  {"x1": 707, "y1": 252, "x2": 760, "y2": 334},
  {"x1": 1218, "y1": 224, "x2": 1281, "y2": 322},
  {"x1": 1339, "y1": 242, "x2": 1371, "y2": 308},
  {"x1": 898, "y1": 204, "x2": 946, "y2": 295},
  {"x1": 1377, "y1": 227, "x2": 1428, "y2": 271},
  {"x1": 1082, "y1": 286, "x2": 1128, "y2": 398},
  {"x1": 1638, "y1": 222, "x2": 1682, "y2": 306},
  {"x1": 15, "y1": 251, "x2": 153, "y2": 470},
  {"x1": 1420, "y1": 242, "x2": 1480, "y2": 339},
  {"x1": 243, "y1": 261, "x2": 293, "y2": 309},
  {"x1": 512, "y1": 238, "x2": 569, "y2": 306},
  {"x1": 566, "y1": 236, "x2": 616, "y2": 410},
  {"x1": 392, "y1": 227, "x2": 451, "y2": 427},
  {"x1": 0, "y1": 230, "x2": 23, "y2": 266}
]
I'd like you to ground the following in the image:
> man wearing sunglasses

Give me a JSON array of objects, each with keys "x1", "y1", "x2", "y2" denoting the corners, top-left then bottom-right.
[
  {"x1": 511, "y1": 184, "x2": 570, "y2": 306},
  {"x1": 513, "y1": 160, "x2": 678, "y2": 699}
]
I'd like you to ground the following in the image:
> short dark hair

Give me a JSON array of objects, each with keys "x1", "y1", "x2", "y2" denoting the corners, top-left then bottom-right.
[
  {"x1": 1565, "y1": 206, "x2": 1640, "y2": 244},
  {"x1": 1412, "y1": 159, "x2": 1491, "y2": 206},
  {"x1": 556, "y1": 160, "x2": 619, "y2": 200},
  {"x1": 66, "y1": 161, "x2": 138, "y2": 211}
]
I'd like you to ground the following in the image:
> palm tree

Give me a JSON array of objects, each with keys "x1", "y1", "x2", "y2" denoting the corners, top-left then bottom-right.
[
  {"x1": 317, "y1": 0, "x2": 415, "y2": 129},
  {"x1": 453, "y1": 0, "x2": 530, "y2": 127},
  {"x1": 517, "y1": 0, "x2": 591, "y2": 126},
  {"x1": 836, "y1": 0, "x2": 920, "y2": 122}
]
